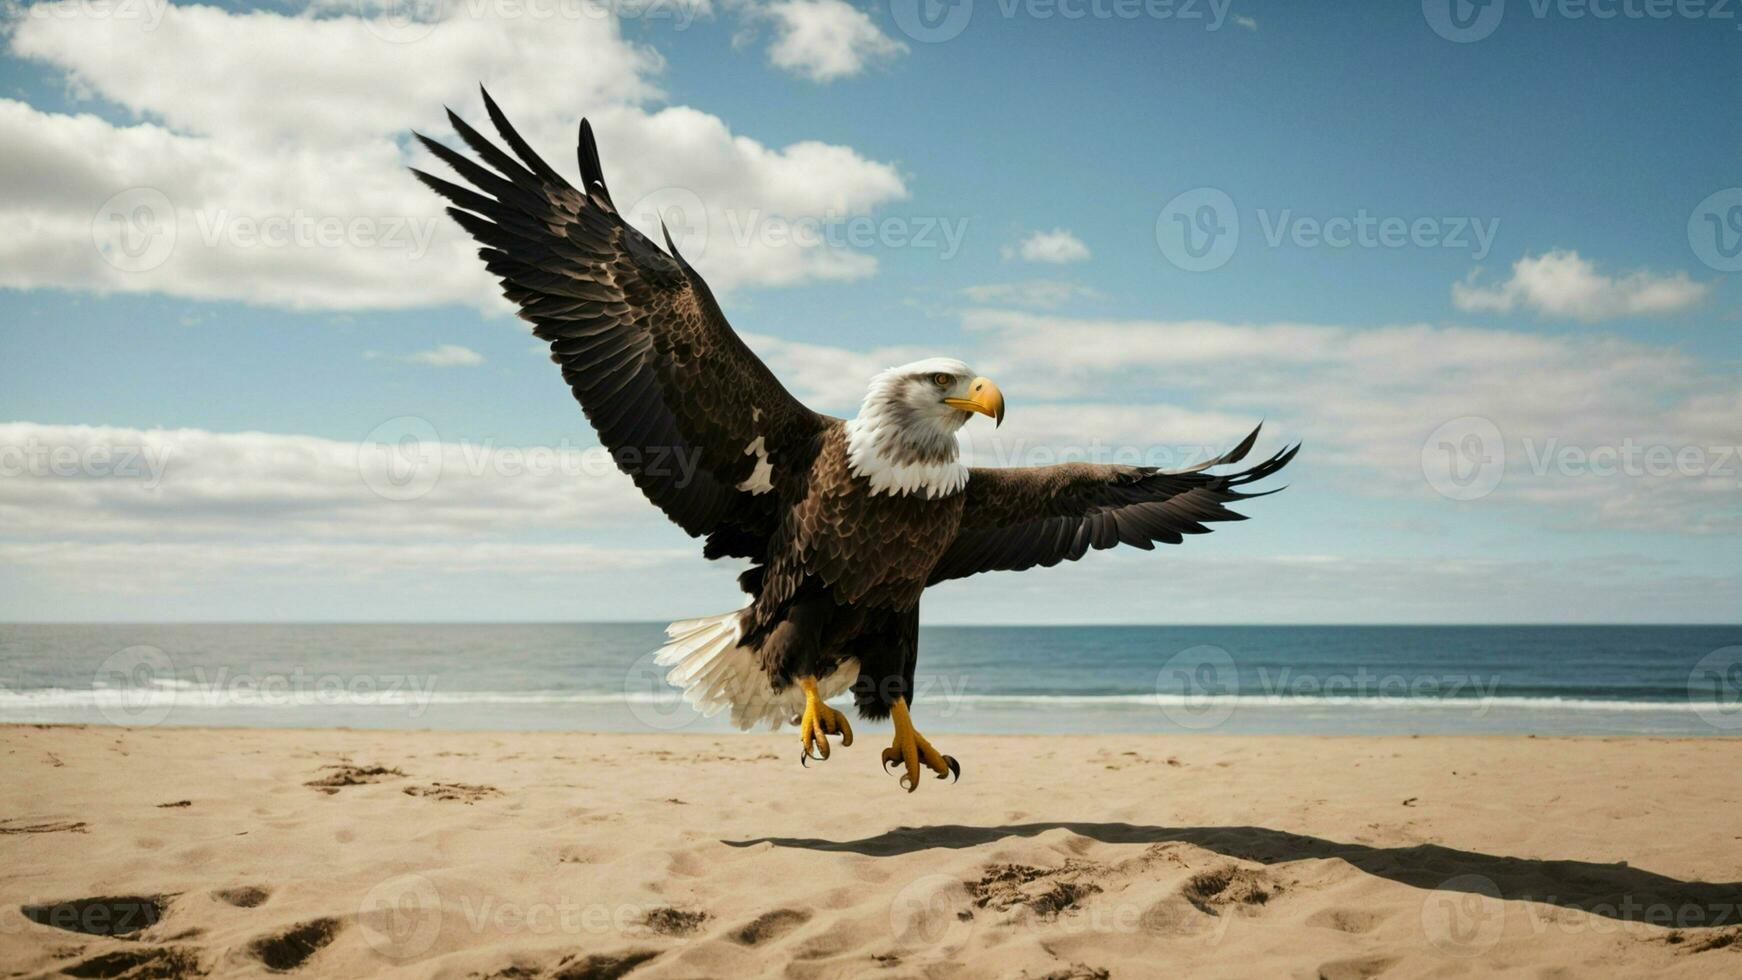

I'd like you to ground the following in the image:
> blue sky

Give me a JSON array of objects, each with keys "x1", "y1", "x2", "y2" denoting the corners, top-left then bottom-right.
[{"x1": 0, "y1": 0, "x2": 1737, "y2": 622}]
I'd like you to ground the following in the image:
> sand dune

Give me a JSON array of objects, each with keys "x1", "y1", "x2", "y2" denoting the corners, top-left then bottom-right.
[{"x1": 3, "y1": 726, "x2": 1739, "y2": 978}]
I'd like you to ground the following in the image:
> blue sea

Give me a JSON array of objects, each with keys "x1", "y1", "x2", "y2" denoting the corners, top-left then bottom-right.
[{"x1": 1, "y1": 624, "x2": 1738, "y2": 735}]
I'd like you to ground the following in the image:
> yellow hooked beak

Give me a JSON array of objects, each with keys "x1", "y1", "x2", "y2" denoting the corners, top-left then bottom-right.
[{"x1": 944, "y1": 376, "x2": 1005, "y2": 427}]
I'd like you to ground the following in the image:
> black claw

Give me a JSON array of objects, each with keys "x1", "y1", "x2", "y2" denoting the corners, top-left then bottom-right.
[
  {"x1": 883, "y1": 756, "x2": 899, "y2": 774},
  {"x1": 800, "y1": 750, "x2": 809, "y2": 767},
  {"x1": 945, "y1": 756, "x2": 961, "y2": 783}
]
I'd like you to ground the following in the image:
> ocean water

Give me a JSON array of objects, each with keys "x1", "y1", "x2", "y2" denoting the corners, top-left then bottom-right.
[{"x1": 0, "y1": 624, "x2": 1738, "y2": 736}]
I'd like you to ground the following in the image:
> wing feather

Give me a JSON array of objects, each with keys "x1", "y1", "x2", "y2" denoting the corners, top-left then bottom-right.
[
  {"x1": 929, "y1": 426, "x2": 1298, "y2": 584},
  {"x1": 414, "y1": 89, "x2": 824, "y2": 541}
]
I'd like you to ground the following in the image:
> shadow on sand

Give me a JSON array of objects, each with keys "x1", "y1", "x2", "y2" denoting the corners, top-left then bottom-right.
[{"x1": 724, "y1": 822, "x2": 1742, "y2": 926}]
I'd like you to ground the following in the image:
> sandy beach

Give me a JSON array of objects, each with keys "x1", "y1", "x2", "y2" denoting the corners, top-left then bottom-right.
[{"x1": 3, "y1": 725, "x2": 1739, "y2": 978}]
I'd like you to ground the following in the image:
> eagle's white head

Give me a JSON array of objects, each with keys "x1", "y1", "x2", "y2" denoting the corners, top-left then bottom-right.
[{"x1": 843, "y1": 357, "x2": 1005, "y2": 499}]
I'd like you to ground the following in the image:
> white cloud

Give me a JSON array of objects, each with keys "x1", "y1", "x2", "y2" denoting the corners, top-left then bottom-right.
[
  {"x1": 1004, "y1": 228, "x2": 1091, "y2": 264},
  {"x1": 762, "y1": 0, "x2": 907, "y2": 82},
  {"x1": 960, "y1": 280, "x2": 1100, "y2": 309},
  {"x1": 1234, "y1": 14, "x2": 1257, "y2": 29},
  {"x1": 0, "y1": 422, "x2": 660, "y2": 541},
  {"x1": 742, "y1": 332, "x2": 939, "y2": 413},
  {"x1": 960, "y1": 308, "x2": 1742, "y2": 534},
  {"x1": 0, "y1": 1, "x2": 908, "y2": 311},
  {"x1": 1451, "y1": 249, "x2": 1710, "y2": 321},
  {"x1": 367, "y1": 344, "x2": 487, "y2": 369}
]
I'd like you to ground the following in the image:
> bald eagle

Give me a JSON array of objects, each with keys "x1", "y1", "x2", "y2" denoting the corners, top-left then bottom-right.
[{"x1": 414, "y1": 90, "x2": 1297, "y2": 792}]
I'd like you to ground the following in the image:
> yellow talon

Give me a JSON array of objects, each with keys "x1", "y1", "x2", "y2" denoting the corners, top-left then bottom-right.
[
  {"x1": 797, "y1": 677, "x2": 852, "y2": 763},
  {"x1": 881, "y1": 698, "x2": 960, "y2": 792}
]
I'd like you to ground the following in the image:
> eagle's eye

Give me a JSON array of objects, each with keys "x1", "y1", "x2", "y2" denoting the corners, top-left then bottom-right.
[{"x1": 931, "y1": 373, "x2": 953, "y2": 387}]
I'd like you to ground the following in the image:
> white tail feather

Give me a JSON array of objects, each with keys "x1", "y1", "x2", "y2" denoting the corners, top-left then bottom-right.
[{"x1": 653, "y1": 610, "x2": 859, "y2": 731}]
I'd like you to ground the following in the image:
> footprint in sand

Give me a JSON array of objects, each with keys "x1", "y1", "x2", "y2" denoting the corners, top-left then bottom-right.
[
  {"x1": 1305, "y1": 907, "x2": 1388, "y2": 935},
  {"x1": 640, "y1": 907, "x2": 708, "y2": 937},
  {"x1": 0, "y1": 819, "x2": 88, "y2": 835},
  {"x1": 666, "y1": 851, "x2": 707, "y2": 878},
  {"x1": 21, "y1": 895, "x2": 168, "y2": 937},
  {"x1": 1179, "y1": 866, "x2": 1280, "y2": 915},
  {"x1": 969, "y1": 863, "x2": 1101, "y2": 916},
  {"x1": 246, "y1": 917, "x2": 342, "y2": 971},
  {"x1": 401, "y1": 782, "x2": 501, "y2": 804},
  {"x1": 1316, "y1": 954, "x2": 1399, "y2": 979},
  {"x1": 731, "y1": 908, "x2": 812, "y2": 946},
  {"x1": 213, "y1": 886, "x2": 271, "y2": 908},
  {"x1": 303, "y1": 764, "x2": 405, "y2": 794},
  {"x1": 480, "y1": 950, "x2": 658, "y2": 979}
]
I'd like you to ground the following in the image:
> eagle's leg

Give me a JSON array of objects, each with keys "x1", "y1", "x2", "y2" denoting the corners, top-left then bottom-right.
[
  {"x1": 796, "y1": 676, "x2": 853, "y2": 763},
  {"x1": 881, "y1": 697, "x2": 960, "y2": 792}
]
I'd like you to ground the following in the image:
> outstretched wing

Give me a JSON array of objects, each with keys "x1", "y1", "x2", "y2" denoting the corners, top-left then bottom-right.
[
  {"x1": 929, "y1": 426, "x2": 1298, "y2": 584},
  {"x1": 412, "y1": 88, "x2": 824, "y2": 540}
]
